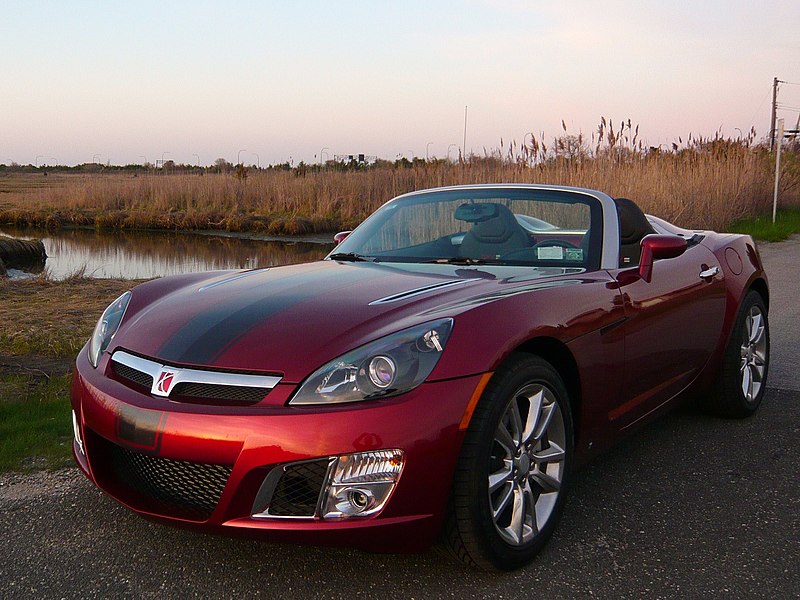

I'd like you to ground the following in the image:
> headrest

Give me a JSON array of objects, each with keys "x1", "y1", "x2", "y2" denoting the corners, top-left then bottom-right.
[
  {"x1": 467, "y1": 204, "x2": 519, "y2": 243},
  {"x1": 615, "y1": 197, "x2": 653, "y2": 244}
]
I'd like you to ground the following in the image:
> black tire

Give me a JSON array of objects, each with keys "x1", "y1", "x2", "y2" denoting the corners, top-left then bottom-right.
[
  {"x1": 705, "y1": 290, "x2": 769, "y2": 418},
  {"x1": 444, "y1": 354, "x2": 574, "y2": 571}
]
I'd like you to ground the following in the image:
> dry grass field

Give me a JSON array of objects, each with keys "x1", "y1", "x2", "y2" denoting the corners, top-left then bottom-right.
[{"x1": 2, "y1": 127, "x2": 798, "y2": 235}]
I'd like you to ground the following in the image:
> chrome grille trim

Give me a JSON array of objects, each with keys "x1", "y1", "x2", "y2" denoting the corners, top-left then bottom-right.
[
  {"x1": 111, "y1": 350, "x2": 282, "y2": 399},
  {"x1": 368, "y1": 278, "x2": 478, "y2": 305}
]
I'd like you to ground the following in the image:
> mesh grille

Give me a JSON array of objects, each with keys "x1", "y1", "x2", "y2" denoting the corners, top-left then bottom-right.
[
  {"x1": 268, "y1": 459, "x2": 330, "y2": 517},
  {"x1": 171, "y1": 382, "x2": 267, "y2": 405},
  {"x1": 108, "y1": 443, "x2": 232, "y2": 521},
  {"x1": 112, "y1": 361, "x2": 154, "y2": 390}
]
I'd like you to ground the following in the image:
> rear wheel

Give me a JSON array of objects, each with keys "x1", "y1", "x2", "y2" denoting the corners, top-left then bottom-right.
[
  {"x1": 705, "y1": 290, "x2": 769, "y2": 417},
  {"x1": 445, "y1": 355, "x2": 573, "y2": 571}
]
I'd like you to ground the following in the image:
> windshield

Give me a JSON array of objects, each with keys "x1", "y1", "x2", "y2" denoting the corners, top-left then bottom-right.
[{"x1": 331, "y1": 188, "x2": 603, "y2": 269}]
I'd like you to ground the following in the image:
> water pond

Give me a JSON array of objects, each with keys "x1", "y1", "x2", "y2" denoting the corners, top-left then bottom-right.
[{"x1": 0, "y1": 227, "x2": 335, "y2": 280}]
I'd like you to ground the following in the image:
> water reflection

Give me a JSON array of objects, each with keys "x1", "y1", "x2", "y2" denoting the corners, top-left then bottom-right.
[{"x1": 0, "y1": 227, "x2": 335, "y2": 280}]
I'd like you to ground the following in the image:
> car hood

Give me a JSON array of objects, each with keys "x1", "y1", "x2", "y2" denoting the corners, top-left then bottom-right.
[{"x1": 111, "y1": 260, "x2": 574, "y2": 382}]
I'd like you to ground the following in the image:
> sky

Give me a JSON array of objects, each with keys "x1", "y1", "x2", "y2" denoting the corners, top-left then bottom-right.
[{"x1": 2, "y1": 1, "x2": 799, "y2": 167}]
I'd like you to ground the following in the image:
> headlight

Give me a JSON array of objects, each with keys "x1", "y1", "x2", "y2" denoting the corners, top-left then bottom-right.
[
  {"x1": 88, "y1": 291, "x2": 131, "y2": 368},
  {"x1": 289, "y1": 318, "x2": 453, "y2": 405}
]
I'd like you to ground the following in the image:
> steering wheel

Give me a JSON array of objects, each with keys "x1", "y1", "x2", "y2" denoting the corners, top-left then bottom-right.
[{"x1": 531, "y1": 239, "x2": 578, "y2": 250}]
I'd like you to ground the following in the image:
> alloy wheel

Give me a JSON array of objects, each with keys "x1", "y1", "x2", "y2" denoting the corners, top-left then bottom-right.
[
  {"x1": 740, "y1": 305, "x2": 767, "y2": 402},
  {"x1": 488, "y1": 383, "x2": 566, "y2": 546}
]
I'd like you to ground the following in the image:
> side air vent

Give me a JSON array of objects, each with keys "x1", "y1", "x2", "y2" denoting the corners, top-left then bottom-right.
[{"x1": 368, "y1": 279, "x2": 477, "y2": 305}]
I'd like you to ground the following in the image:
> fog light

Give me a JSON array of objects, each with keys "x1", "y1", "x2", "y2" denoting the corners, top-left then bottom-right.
[
  {"x1": 71, "y1": 410, "x2": 84, "y2": 455},
  {"x1": 322, "y1": 449, "x2": 404, "y2": 519},
  {"x1": 348, "y1": 489, "x2": 373, "y2": 511}
]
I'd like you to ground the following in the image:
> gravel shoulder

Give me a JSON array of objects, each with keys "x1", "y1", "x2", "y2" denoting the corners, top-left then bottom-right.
[{"x1": 756, "y1": 234, "x2": 800, "y2": 391}]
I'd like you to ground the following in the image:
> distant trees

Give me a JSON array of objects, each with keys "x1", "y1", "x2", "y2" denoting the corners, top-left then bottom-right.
[{"x1": 214, "y1": 158, "x2": 233, "y2": 173}]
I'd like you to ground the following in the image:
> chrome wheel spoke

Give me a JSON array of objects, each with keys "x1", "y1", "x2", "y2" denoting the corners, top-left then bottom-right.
[
  {"x1": 530, "y1": 469, "x2": 561, "y2": 494},
  {"x1": 532, "y1": 403, "x2": 556, "y2": 442},
  {"x1": 748, "y1": 313, "x2": 763, "y2": 344},
  {"x1": 523, "y1": 481, "x2": 538, "y2": 536},
  {"x1": 508, "y1": 483, "x2": 526, "y2": 544},
  {"x1": 741, "y1": 365, "x2": 753, "y2": 400},
  {"x1": 488, "y1": 463, "x2": 513, "y2": 493},
  {"x1": 521, "y1": 389, "x2": 544, "y2": 444},
  {"x1": 492, "y1": 483, "x2": 514, "y2": 521},
  {"x1": 532, "y1": 441, "x2": 565, "y2": 464},
  {"x1": 509, "y1": 400, "x2": 524, "y2": 448},
  {"x1": 495, "y1": 422, "x2": 516, "y2": 455}
]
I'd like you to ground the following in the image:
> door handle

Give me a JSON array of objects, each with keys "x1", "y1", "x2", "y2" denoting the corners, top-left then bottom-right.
[{"x1": 699, "y1": 265, "x2": 719, "y2": 280}]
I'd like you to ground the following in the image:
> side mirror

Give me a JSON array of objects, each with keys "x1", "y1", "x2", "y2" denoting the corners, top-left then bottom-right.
[
  {"x1": 638, "y1": 234, "x2": 687, "y2": 283},
  {"x1": 333, "y1": 231, "x2": 352, "y2": 245}
]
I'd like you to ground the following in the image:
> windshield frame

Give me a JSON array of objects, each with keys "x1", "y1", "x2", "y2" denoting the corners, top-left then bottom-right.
[{"x1": 329, "y1": 186, "x2": 605, "y2": 271}]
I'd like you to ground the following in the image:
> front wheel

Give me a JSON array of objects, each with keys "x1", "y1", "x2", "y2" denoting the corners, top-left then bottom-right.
[{"x1": 445, "y1": 355, "x2": 573, "y2": 571}]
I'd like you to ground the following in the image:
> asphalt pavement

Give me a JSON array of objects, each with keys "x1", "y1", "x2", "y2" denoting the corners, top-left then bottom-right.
[{"x1": 1, "y1": 237, "x2": 798, "y2": 599}]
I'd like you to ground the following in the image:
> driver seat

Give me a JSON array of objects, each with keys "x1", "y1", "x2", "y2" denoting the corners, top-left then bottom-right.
[{"x1": 460, "y1": 204, "x2": 531, "y2": 259}]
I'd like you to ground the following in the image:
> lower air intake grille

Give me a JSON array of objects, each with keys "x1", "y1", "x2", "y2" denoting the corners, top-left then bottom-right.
[
  {"x1": 107, "y1": 443, "x2": 232, "y2": 521},
  {"x1": 268, "y1": 459, "x2": 330, "y2": 517}
]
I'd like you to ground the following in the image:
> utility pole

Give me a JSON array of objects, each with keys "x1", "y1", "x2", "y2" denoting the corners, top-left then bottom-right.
[
  {"x1": 770, "y1": 77, "x2": 780, "y2": 152},
  {"x1": 462, "y1": 105, "x2": 468, "y2": 162}
]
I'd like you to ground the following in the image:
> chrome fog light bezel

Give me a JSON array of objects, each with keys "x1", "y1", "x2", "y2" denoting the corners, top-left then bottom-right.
[
  {"x1": 321, "y1": 449, "x2": 405, "y2": 520},
  {"x1": 71, "y1": 410, "x2": 84, "y2": 455}
]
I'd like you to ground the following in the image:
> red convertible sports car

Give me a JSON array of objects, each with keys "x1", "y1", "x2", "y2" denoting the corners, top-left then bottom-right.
[{"x1": 71, "y1": 184, "x2": 769, "y2": 570}]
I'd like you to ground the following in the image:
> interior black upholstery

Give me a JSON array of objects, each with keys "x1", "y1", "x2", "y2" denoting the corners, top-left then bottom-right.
[
  {"x1": 615, "y1": 197, "x2": 654, "y2": 266},
  {"x1": 460, "y1": 204, "x2": 530, "y2": 258}
]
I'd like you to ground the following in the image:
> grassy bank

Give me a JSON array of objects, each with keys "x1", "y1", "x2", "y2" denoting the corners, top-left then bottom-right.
[
  {"x1": 730, "y1": 208, "x2": 800, "y2": 242},
  {"x1": 2, "y1": 128, "x2": 798, "y2": 234},
  {"x1": 0, "y1": 276, "x2": 138, "y2": 472},
  {"x1": 0, "y1": 374, "x2": 74, "y2": 471}
]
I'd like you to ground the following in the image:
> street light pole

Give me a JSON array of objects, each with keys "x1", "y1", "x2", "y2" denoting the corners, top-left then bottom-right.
[
  {"x1": 320, "y1": 147, "x2": 329, "y2": 165},
  {"x1": 462, "y1": 105, "x2": 468, "y2": 161},
  {"x1": 426, "y1": 142, "x2": 433, "y2": 161},
  {"x1": 193, "y1": 154, "x2": 200, "y2": 168},
  {"x1": 237, "y1": 149, "x2": 246, "y2": 166},
  {"x1": 35, "y1": 155, "x2": 45, "y2": 167},
  {"x1": 252, "y1": 153, "x2": 260, "y2": 169}
]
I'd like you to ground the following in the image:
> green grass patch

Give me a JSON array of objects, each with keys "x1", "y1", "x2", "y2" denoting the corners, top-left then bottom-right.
[
  {"x1": 0, "y1": 373, "x2": 74, "y2": 472},
  {"x1": 730, "y1": 208, "x2": 800, "y2": 242}
]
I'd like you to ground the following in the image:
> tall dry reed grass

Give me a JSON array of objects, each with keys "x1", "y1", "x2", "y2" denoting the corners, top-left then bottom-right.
[{"x1": 1, "y1": 122, "x2": 797, "y2": 234}]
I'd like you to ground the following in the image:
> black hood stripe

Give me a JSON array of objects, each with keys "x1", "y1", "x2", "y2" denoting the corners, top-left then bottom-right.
[{"x1": 157, "y1": 265, "x2": 377, "y2": 365}]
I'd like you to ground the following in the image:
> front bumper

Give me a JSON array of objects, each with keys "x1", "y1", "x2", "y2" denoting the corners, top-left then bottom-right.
[{"x1": 71, "y1": 346, "x2": 484, "y2": 552}]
